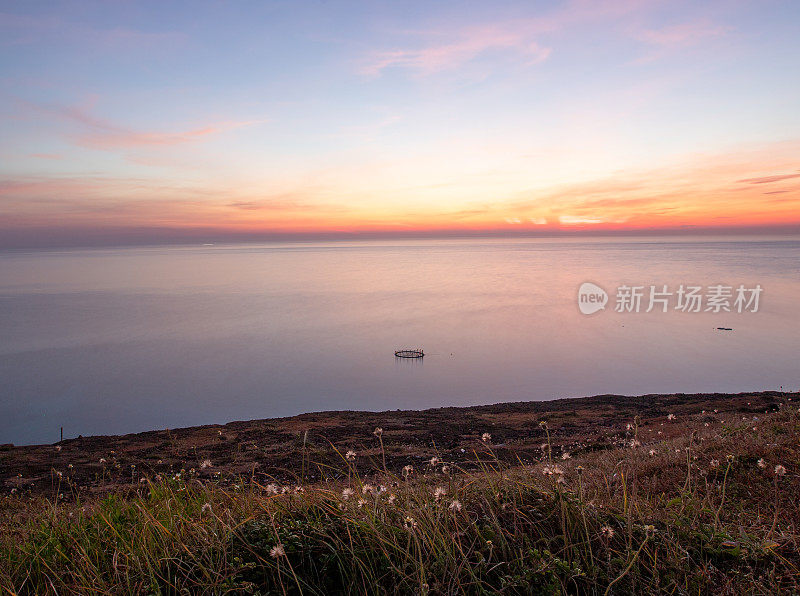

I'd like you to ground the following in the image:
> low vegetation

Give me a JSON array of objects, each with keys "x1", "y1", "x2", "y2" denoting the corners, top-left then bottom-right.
[{"x1": 1, "y1": 401, "x2": 798, "y2": 594}]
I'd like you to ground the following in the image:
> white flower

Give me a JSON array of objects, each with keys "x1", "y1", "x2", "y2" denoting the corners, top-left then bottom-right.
[
  {"x1": 357, "y1": 499, "x2": 367, "y2": 508},
  {"x1": 362, "y1": 484, "x2": 374, "y2": 494},
  {"x1": 270, "y1": 544, "x2": 285, "y2": 558},
  {"x1": 561, "y1": 452, "x2": 571, "y2": 460},
  {"x1": 481, "y1": 432, "x2": 492, "y2": 443},
  {"x1": 601, "y1": 525, "x2": 615, "y2": 538},
  {"x1": 429, "y1": 456, "x2": 440, "y2": 466},
  {"x1": 266, "y1": 483, "x2": 279, "y2": 494},
  {"x1": 201, "y1": 502, "x2": 212, "y2": 514},
  {"x1": 648, "y1": 449, "x2": 656, "y2": 457},
  {"x1": 757, "y1": 458, "x2": 767, "y2": 469},
  {"x1": 99, "y1": 458, "x2": 106, "y2": 464},
  {"x1": 342, "y1": 488, "x2": 354, "y2": 500},
  {"x1": 402, "y1": 465, "x2": 414, "y2": 478},
  {"x1": 433, "y1": 487, "x2": 447, "y2": 501},
  {"x1": 775, "y1": 464, "x2": 787, "y2": 477},
  {"x1": 441, "y1": 465, "x2": 450, "y2": 474},
  {"x1": 345, "y1": 450, "x2": 356, "y2": 461},
  {"x1": 200, "y1": 459, "x2": 212, "y2": 469},
  {"x1": 667, "y1": 414, "x2": 676, "y2": 421},
  {"x1": 449, "y1": 499, "x2": 462, "y2": 512}
]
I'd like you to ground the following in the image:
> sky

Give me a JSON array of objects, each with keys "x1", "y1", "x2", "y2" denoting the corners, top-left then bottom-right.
[{"x1": 1, "y1": 0, "x2": 799, "y2": 247}]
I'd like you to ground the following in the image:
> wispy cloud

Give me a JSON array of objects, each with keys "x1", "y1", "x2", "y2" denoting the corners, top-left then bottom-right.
[
  {"x1": 26, "y1": 101, "x2": 266, "y2": 150},
  {"x1": 632, "y1": 20, "x2": 730, "y2": 63},
  {"x1": 0, "y1": 10, "x2": 185, "y2": 48},
  {"x1": 737, "y1": 173, "x2": 800, "y2": 184},
  {"x1": 360, "y1": 23, "x2": 552, "y2": 76},
  {"x1": 636, "y1": 21, "x2": 729, "y2": 48}
]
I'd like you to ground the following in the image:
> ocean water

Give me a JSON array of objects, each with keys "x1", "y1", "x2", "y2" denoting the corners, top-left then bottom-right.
[{"x1": 1, "y1": 237, "x2": 799, "y2": 446}]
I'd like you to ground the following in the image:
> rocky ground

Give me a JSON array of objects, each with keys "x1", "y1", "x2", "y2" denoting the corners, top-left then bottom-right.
[{"x1": 2, "y1": 390, "x2": 794, "y2": 497}]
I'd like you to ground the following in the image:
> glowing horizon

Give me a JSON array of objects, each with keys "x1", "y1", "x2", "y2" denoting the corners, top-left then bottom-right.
[{"x1": 1, "y1": 1, "x2": 799, "y2": 247}]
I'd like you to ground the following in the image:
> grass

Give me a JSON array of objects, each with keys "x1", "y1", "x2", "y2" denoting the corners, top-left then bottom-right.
[{"x1": 1, "y1": 402, "x2": 798, "y2": 594}]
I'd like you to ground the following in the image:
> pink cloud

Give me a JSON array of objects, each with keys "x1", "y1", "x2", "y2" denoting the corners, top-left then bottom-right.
[
  {"x1": 632, "y1": 20, "x2": 730, "y2": 63},
  {"x1": 359, "y1": 0, "x2": 663, "y2": 76},
  {"x1": 361, "y1": 24, "x2": 552, "y2": 75},
  {"x1": 28, "y1": 101, "x2": 265, "y2": 150},
  {"x1": 636, "y1": 21, "x2": 729, "y2": 48}
]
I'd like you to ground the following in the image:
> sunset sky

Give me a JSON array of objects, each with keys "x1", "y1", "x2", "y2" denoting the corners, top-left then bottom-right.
[{"x1": 1, "y1": 0, "x2": 799, "y2": 246}]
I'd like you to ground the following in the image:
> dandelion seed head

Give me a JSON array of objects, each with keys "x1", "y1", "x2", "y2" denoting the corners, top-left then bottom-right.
[{"x1": 270, "y1": 544, "x2": 285, "y2": 558}]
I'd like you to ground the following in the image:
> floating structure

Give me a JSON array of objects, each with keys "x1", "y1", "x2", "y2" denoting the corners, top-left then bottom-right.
[{"x1": 394, "y1": 348, "x2": 424, "y2": 358}]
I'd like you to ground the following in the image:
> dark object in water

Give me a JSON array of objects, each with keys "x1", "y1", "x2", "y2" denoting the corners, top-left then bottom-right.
[
  {"x1": 395, "y1": 348, "x2": 424, "y2": 358},
  {"x1": 716, "y1": 327, "x2": 733, "y2": 331}
]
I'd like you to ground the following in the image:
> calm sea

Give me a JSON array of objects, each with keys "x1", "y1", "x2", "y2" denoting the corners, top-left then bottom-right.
[{"x1": 1, "y1": 237, "x2": 799, "y2": 445}]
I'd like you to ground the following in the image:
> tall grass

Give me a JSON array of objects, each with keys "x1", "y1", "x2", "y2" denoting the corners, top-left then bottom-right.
[{"x1": 1, "y1": 404, "x2": 798, "y2": 594}]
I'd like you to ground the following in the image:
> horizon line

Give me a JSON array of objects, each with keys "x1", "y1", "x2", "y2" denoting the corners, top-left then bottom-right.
[{"x1": 1, "y1": 223, "x2": 799, "y2": 251}]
